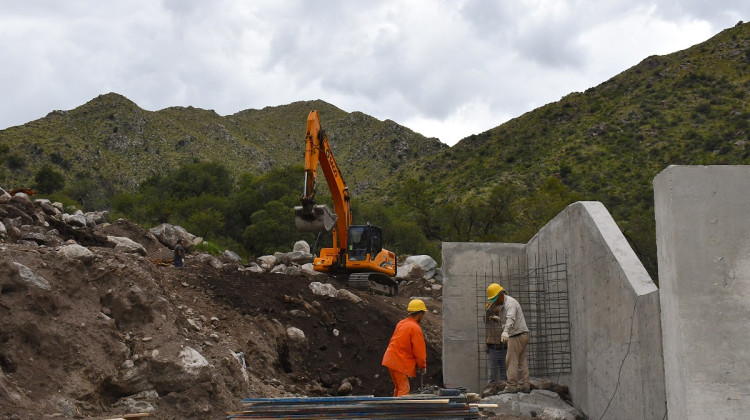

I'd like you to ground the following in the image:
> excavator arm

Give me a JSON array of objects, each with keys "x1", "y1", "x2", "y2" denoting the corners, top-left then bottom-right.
[{"x1": 297, "y1": 110, "x2": 350, "y2": 251}]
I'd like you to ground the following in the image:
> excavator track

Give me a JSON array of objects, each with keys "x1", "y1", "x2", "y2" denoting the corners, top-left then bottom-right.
[{"x1": 347, "y1": 272, "x2": 399, "y2": 296}]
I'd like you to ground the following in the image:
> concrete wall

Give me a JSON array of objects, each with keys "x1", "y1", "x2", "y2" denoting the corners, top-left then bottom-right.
[
  {"x1": 654, "y1": 166, "x2": 750, "y2": 419},
  {"x1": 443, "y1": 201, "x2": 666, "y2": 419},
  {"x1": 441, "y1": 242, "x2": 525, "y2": 391},
  {"x1": 527, "y1": 201, "x2": 665, "y2": 419}
]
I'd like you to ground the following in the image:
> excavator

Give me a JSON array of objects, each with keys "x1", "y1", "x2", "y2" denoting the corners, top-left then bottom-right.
[{"x1": 294, "y1": 110, "x2": 398, "y2": 296}]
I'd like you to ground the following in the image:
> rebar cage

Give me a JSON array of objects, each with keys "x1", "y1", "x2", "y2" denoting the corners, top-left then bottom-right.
[{"x1": 475, "y1": 251, "x2": 571, "y2": 388}]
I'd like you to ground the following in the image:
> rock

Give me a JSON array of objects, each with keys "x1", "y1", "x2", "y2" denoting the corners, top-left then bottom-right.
[
  {"x1": 35, "y1": 199, "x2": 62, "y2": 218},
  {"x1": 4, "y1": 262, "x2": 51, "y2": 290},
  {"x1": 287, "y1": 327, "x2": 305, "y2": 341},
  {"x1": 84, "y1": 210, "x2": 109, "y2": 227},
  {"x1": 179, "y1": 347, "x2": 210, "y2": 373},
  {"x1": 9, "y1": 193, "x2": 35, "y2": 215},
  {"x1": 149, "y1": 223, "x2": 199, "y2": 248},
  {"x1": 300, "y1": 263, "x2": 326, "y2": 277},
  {"x1": 284, "y1": 265, "x2": 303, "y2": 276},
  {"x1": 63, "y1": 211, "x2": 87, "y2": 227},
  {"x1": 309, "y1": 282, "x2": 338, "y2": 298},
  {"x1": 115, "y1": 359, "x2": 152, "y2": 395},
  {"x1": 539, "y1": 407, "x2": 578, "y2": 420},
  {"x1": 244, "y1": 263, "x2": 264, "y2": 273},
  {"x1": 400, "y1": 255, "x2": 438, "y2": 279},
  {"x1": 107, "y1": 235, "x2": 147, "y2": 255},
  {"x1": 223, "y1": 250, "x2": 241, "y2": 261},
  {"x1": 58, "y1": 244, "x2": 95, "y2": 261},
  {"x1": 336, "y1": 289, "x2": 363, "y2": 303},
  {"x1": 270, "y1": 264, "x2": 286, "y2": 274},
  {"x1": 293, "y1": 240, "x2": 310, "y2": 253},
  {"x1": 337, "y1": 381, "x2": 353, "y2": 395},
  {"x1": 433, "y1": 268, "x2": 443, "y2": 284},
  {"x1": 287, "y1": 250, "x2": 314, "y2": 265},
  {"x1": 275, "y1": 250, "x2": 314, "y2": 266},
  {"x1": 480, "y1": 389, "x2": 582, "y2": 419},
  {"x1": 290, "y1": 310, "x2": 309, "y2": 318},
  {"x1": 257, "y1": 255, "x2": 277, "y2": 270},
  {"x1": 195, "y1": 253, "x2": 223, "y2": 269}
]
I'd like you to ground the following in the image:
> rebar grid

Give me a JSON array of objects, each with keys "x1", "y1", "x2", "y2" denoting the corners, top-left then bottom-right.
[{"x1": 476, "y1": 252, "x2": 571, "y2": 385}]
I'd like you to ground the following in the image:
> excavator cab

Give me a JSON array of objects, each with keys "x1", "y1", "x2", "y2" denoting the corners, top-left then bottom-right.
[{"x1": 347, "y1": 224, "x2": 382, "y2": 261}]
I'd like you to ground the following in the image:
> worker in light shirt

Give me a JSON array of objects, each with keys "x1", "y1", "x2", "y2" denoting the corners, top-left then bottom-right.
[{"x1": 486, "y1": 283, "x2": 530, "y2": 393}]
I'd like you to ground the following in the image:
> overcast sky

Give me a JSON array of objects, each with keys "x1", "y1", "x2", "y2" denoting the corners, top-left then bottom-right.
[{"x1": 1, "y1": 1, "x2": 747, "y2": 146}]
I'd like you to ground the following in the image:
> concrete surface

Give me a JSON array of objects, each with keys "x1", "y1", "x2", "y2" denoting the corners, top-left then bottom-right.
[
  {"x1": 441, "y1": 242, "x2": 525, "y2": 391},
  {"x1": 443, "y1": 201, "x2": 666, "y2": 419},
  {"x1": 654, "y1": 165, "x2": 750, "y2": 419}
]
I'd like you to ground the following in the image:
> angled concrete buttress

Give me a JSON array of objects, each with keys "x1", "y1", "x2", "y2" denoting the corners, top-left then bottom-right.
[
  {"x1": 654, "y1": 165, "x2": 750, "y2": 419},
  {"x1": 443, "y1": 201, "x2": 666, "y2": 419}
]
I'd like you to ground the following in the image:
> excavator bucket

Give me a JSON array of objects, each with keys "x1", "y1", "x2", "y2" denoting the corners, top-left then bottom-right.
[{"x1": 294, "y1": 204, "x2": 338, "y2": 233}]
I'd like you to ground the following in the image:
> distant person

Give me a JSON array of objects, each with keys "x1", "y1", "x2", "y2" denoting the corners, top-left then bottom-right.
[
  {"x1": 381, "y1": 299, "x2": 428, "y2": 396},
  {"x1": 487, "y1": 283, "x2": 530, "y2": 393},
  {"x1": 485, "y1": 283, "x2": 507, "y2": 385},
  {"x1": 173, "y1": 239, "x2": 185, "y2": 267}
]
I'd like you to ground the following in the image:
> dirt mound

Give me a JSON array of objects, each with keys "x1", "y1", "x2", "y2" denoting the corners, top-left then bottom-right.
[{"x1": 0, "y1": 218, "x2": 444, "y2": 419}]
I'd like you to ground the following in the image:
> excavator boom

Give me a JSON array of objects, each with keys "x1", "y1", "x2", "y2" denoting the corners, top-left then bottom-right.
[{"x1": 294, "y1": 110, "x2": 397, "y2": 295}]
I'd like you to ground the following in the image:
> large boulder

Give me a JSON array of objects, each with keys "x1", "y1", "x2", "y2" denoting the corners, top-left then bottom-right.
[
  {"x1": 84, "y1": 210, "x2": 109, "y2": 227},
  {"x1": 293, "y1": 240, "x2": 311, "y2": 253},
  {"x1": 149, "y1": 223, "x2": 200, "y2": 248},
  {"x1": 397, "y1": 255, "x2": 438, "y2": 280},
  {"x1": 58, "y1": 244, "x2": 95, "y2": 261},
  {"x1": 1, "y1": 262, "x2": 52, "y2": 291},
  {"x1": 257, "y1": 255, "x2": 277, "y2": 271},
  {"x1": 62, "y1": 210, "x2": 87, "y2": 228},
  {"x1": 195, "y1": 253, "x2": 223, "y2": 269},
  {"x1": 35, "y1": 199, "x2": 62, "y2": 219},
  {"x1": 309, "y1": 281, "x2": 338, "y2": 298},
  {"x1": 107, "y1": 236, "x2": 147, "y2": 256},
  {"x1": 8, "y1": 193, "x2": 35, "y2": 215},
  {"x1": 274, "y1": 250, "x2": 314, "y2": 266}
]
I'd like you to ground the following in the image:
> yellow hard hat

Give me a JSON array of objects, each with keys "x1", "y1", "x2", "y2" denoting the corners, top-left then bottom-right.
[
  {"x1": 486, "y1": 283, "x2": 504, "y2": 301},
  {"x1": 407, "y1": 299, "x2": 427, "y2": 313}
]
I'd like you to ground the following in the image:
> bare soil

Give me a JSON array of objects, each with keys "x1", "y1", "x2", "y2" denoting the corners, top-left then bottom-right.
[{"x1": 0, "y1": 219, "x2": 468, "y2": 419}]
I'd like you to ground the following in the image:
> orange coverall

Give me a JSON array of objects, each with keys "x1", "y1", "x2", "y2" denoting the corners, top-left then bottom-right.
[{"x1": 381, "y1": 317, "x2": 427, "y2": 396}]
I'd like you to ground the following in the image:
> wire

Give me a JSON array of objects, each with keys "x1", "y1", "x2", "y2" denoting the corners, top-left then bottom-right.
[{"x1": 598, "y1": 295, "x2": 639, "y2": 420}]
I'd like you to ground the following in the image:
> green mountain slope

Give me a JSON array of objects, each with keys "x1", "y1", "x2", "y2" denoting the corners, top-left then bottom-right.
[
  {"x1": 0, "y1": 96, "x2": 446, "y2": 198},
  {"x1": 379, "y1": 21, "x2": 750, "y2": 274}
]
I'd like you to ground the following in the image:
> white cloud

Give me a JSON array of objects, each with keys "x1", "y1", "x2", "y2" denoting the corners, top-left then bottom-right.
[{"x1": 0, "y1": 0, "x2": 748, "y2": 146}]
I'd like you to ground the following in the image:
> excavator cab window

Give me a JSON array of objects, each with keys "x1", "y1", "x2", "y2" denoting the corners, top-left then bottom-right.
[
  {"x1": 348, "y1": 226, "x2": 369, "y2": 261},
  {"x1": 347, "y1": 225, "x2": 383, "y2": 261}
]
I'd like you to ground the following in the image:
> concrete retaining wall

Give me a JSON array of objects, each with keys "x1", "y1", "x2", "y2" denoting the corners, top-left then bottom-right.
[
  {"x1": 654, "y1": 166, "x2": 750, "y2": 419},
  {"x1": 442, "y1": 201, "x2": 666, "y2": 419},
  {"x1": 441, "y1": 242, "x2": 525, "y2": 391}
]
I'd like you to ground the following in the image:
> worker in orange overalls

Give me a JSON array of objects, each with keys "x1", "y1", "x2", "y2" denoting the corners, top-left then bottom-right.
[{"x1": 381, "y1": 299, "x2": 428, "y2": 396}]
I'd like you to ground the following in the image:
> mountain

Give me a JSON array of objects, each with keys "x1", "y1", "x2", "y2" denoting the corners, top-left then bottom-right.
[
  {"x1": 0, "y1": 96, "x2": 446, "y2": 197},
  {"x1": 378, "y1": 20, "x2": 750, "y2": 273}
]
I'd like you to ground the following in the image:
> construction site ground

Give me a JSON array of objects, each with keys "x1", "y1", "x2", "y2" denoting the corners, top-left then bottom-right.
[{"x1": 0, "y1": 218, "x2": 528, "y2": 419}]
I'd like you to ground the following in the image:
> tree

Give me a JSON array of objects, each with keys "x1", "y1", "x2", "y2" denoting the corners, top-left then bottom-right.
[{"x1": 34, "y1": 165, "x2": 66, "y2": 194}]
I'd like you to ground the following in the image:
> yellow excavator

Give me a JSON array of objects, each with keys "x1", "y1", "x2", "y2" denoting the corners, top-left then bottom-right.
[{"x1": 294, "y1": 110, "x2": 398, "y2": 295}]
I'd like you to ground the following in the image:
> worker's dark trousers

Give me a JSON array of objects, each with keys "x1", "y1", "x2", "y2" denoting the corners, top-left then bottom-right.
[
  {"x1": 487, "y1": 346, "x2": 507, "y2": 382},
  {"x1": 505, "y1": 332, "x2": 529, "y2": 391}
]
